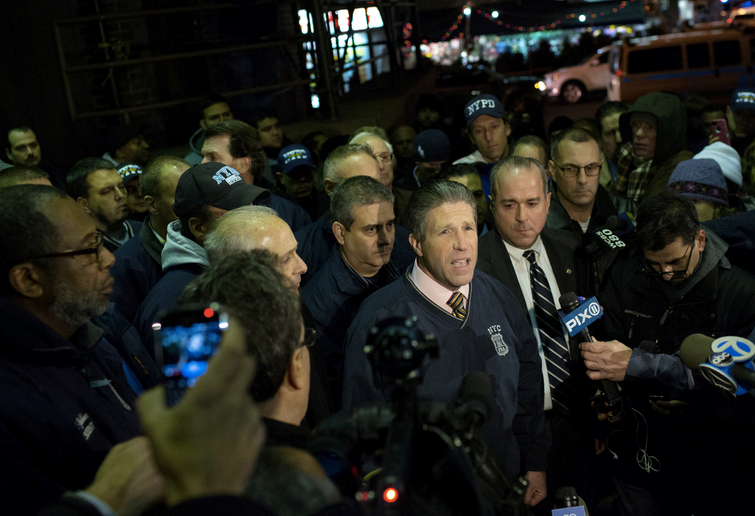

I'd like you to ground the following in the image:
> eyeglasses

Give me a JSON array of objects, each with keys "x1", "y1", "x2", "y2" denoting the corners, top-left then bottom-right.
[
  {"x1": 376, "y1": 152, "x2": 394, "y2": 163},
  {"x1": 642, "y1": 243, "x2": 694, "y2": 280},
  {"x1": 29, "y1": 232, "x2": 104, "y2": 265},
  {"x1": 302, "y1": 327, "x2": 317, "y2": 348},
  {"x1": 552, "y1": 161, "x2": 602, "y2": 178}
]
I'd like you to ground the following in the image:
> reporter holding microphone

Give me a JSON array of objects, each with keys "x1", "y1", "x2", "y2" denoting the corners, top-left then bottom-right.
[{"x1": 582, "y1": 193, "x2": 755, "y2": 515}]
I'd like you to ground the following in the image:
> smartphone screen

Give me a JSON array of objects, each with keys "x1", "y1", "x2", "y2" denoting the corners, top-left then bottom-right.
[{"x1": 157, "y1": 304, "x2": 228, "y2": 406}]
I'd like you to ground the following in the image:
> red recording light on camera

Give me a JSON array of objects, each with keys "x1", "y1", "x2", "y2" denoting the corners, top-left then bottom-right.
[{"x1": 383, "y1": 487, "x2": 398, "y2": 503}]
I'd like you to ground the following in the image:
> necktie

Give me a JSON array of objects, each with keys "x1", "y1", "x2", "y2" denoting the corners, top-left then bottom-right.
[
  {"x1": 447, "y1": 291, "x2": 467, "y2": 320},
  {"x1": 524, "y1": 250, "x2": 575, "y2": 413}
]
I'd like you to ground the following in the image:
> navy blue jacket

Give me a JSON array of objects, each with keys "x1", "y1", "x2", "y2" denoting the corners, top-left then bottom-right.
[
  {"x1": 135, "y1": 263, "x2": 204, "y2": 360},
  {"x1": 0, "y1": 297, "x2": 140, "y2": 514},
  {"x1": 295, "y1": 211, "x2": 416, "y2": 287},
  {"x1": 270, "y1": 194, "x2": 311, "y2": 233},
  {"x1": 342, "y1": 270, "x2": 550, "y2": 476},
  {"x1": 111, "y1": 217, "x2": 164, "y2": 322},
  {"x1": 103, "y1": 220, "x2": 141, "y2": 254},
  {"x1": 301, "y1": 249, "x2": 400, "y2": 405}
]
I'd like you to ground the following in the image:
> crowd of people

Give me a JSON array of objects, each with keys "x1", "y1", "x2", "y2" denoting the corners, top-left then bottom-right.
[{"x1": 2, "y1": 83, "x2": 755, "y2": 516}]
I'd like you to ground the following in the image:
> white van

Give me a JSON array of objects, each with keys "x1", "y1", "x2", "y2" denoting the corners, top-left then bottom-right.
[
  {"x1": 543, "y1": 45, "x2": 615, "y2": 102},
  {"x1": 607, "y1": 29, "x2": 755, "y2": 102}
]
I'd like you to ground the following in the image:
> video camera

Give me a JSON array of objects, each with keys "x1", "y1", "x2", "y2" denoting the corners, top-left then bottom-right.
[{"x1": 309, "y1": 317, "x2": 529, "y2": 516}]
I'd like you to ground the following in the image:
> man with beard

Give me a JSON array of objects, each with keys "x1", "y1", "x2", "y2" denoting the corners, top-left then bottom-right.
[
  {"x1": 5, "y1": 126, "x2": 68, "y2": 188},
  {"x1": 67, "y1": 157, "x2": 140, "y2": 253},
  {"x1": 0, "y1": 186, "x2": 141, "y2": 513}
]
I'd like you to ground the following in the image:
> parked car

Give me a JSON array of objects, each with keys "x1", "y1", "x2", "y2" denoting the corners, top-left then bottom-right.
[{"x1": 542, "y1": 45, "x2": 615, "y2": 102}]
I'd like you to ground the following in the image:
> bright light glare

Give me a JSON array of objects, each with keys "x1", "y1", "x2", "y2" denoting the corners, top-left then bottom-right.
[
  {"x1": 463, "y1": 7, "x2": 471, "y2": 16},
  {"x1": 383, "y1": 488, "x2": 398, "y2": 503},
  {"x1": 311, "y1": 94, "x2": 321, "y2": 109},
  {"x1": 492, "y1": 11, "x2": 499, "y2": 18},
  {"x1": 579, "y1": 14, "x2": 586, "y2": 22},
  {"x1": 535, "y1": 81, "x2": 546, "y2": 91}
]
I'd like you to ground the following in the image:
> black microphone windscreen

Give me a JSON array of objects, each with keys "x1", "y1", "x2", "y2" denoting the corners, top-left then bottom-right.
[
  {"x1": 457, "y1": 371, "x2": 493, "y2": 422},
  {"x1": 559, "y1": 291, "x2": 580, "y2": 312},
  {"x1": 605, "y1": 215, "x2": 625, "y2": 231},
  {"x1": 680, "y1": 333, "x2": 715, "y2": 370}
]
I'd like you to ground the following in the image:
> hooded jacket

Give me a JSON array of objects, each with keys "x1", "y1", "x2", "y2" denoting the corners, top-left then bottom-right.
[
  {"x1": 135, "y1": 220, "x2": 209, "y2": 354},
  {"x1": 184, "y1": 128, "x2": 205, "y2": 166},
  {"x1": 599, "y1": 230, "x2": 755, "y2": 391},
  {"x1": 0, "y1": 297, "x2": 140, "y2": 514},
  {"x1": 616, "y1": 93, "x2": 694, "y2": 201}
]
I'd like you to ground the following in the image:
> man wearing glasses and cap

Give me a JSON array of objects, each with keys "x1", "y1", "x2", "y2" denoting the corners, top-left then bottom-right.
[{"x1": 584, "y1": 193, "x2": 755, "y2": 515}]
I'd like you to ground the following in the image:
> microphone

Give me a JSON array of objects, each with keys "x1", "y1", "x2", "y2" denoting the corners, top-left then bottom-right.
[
  {"x1": 584, "y1": 214, "x2": 633, "y2": 257},
  {"x1": 554, "y1": 486, "x2": 579, "y2": 508},
  {"x1": 452, "y1": 371, "x2": 493, "y2": 436},
  {"x1": 559, "y1": 292, "x2": 622, "y2": 407},
  {"x1": 680, "y1": 334, "x2": 755, "y2": 396}
]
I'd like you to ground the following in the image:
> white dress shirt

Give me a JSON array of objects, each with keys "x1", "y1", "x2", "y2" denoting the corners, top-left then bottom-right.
[{"x1": 502, "y1": 235, "x2": 569, "y2": 411}]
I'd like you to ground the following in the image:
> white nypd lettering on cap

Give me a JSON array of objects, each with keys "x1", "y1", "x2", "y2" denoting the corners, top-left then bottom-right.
[
  {"x1": 284, "y1": 150, "x2": 306, "y2": 164},
  {"x1": 488, "y1": 324, "x2": 509, "y2": 356},
  {"x1": 467, "y1": 98, "x2": 497, "y2": 116},
  {"x1": 418, "y1": 145, "x2": 425, "y2": 158},
  {"x1": 737, "y1": 92, "x2": 755, "y2": 105},
  {"x1": 212, "y1": 166, "x2": 243, "y2": 186}
]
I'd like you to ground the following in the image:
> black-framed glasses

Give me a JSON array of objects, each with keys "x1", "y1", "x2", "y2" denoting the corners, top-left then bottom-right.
[
  {"x1": 642, "y1": 243, "x2": 694, "y2": 280},
  {"x1": 29, "y1": 232, "x2": 104, "y2": 265},
  {"x1": 302, "y1": 327, "x2": 317, "y2": 348},
  {"x1": 552, "y1": 161, "x2": 602, "y2": 178},
  {"x1": 376, "y1": 152, "x2": 394, "y2": 163}
]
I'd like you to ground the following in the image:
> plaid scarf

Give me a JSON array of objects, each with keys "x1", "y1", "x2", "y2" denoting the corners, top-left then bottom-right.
[{"x1": 615, "y1": 142, "x2": 654, "y2": 202}]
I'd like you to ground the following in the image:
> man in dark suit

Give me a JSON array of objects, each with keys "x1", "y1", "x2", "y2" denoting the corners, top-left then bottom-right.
[{"x1": 477, "y1": 156, "x2": 594, "y2": 514}]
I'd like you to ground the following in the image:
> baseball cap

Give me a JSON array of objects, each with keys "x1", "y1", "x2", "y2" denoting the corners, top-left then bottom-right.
[
  {"x1": 278, "y1": 144, "x2": 313, "y2": 175},
  {"x1": 464, "y1": 94, "x2": 504, "y2": 127},
  {"x1": 173, "y1": 162, "x2": 271, "y2": 218},
  {"x1": 414, "y1": 129, "x2": 451, "y2": 162},
  {"x1": 105, "y1": 123, "x2": 143, "y2": 157},
  {"x1": 730, "y1": 87, "x2": 755, "y2": 112},
  {"x1": 116, "y1": 163, "x2": 142, "y2": 184}
]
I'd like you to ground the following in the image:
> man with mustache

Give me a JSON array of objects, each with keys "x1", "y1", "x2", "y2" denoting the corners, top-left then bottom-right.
[
  {"x1": 0, "y1": 185, "x2": 141, "y2": 513},
  {"x1": 301, "y1": 176, "x2": 399, "y2": 405}
]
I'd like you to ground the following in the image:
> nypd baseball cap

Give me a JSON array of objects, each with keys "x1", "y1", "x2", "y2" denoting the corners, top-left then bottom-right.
[
  {"x1": 173, "y1": 162, "x2": 271, "y2": 218},
  {"x1": 116, "y1": 163, "x2": 143, "y2": 184},
  {"x1": 730, "y1": 87, "x2": 755, "y2": 112},
  {"x1": 278, "y1": 144, "x2": 313, "y2": 175},
  {"x1": 464, "y1": 94, "x2": 504, "y2": 127}
]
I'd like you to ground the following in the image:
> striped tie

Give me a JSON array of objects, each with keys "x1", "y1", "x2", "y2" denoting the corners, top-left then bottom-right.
[
  {"x1": 447, "y1": 291, "x2": 467, "y2": 320},
  {"x1": 524, "y1": 250, "x2": 575, "y2": 414}
]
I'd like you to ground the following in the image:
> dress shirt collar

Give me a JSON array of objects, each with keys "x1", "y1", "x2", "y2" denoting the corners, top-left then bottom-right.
[{"x1": 409, "y1": 259, "x2": 470, "y2": 313}]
